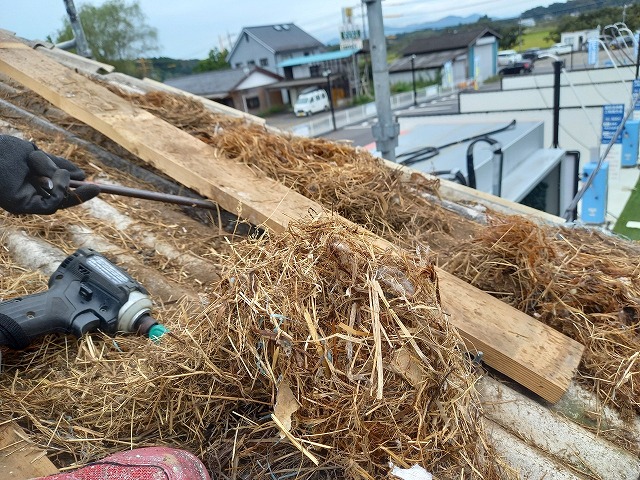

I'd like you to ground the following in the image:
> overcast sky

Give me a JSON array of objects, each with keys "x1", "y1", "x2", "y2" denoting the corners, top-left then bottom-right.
[{"x1": 3, "y1": 0, "x2": 565, "y2": 59}]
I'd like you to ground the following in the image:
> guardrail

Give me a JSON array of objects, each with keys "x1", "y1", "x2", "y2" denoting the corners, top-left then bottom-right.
[{"x1": 291, "y1": 84, "x2": 451, "y2": 138}]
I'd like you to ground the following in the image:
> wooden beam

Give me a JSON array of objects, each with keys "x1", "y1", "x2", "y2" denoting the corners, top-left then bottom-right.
[
  {"x1": 0, "y1": 30, "x2": 584, "y2": 403},
  {"x1": 0, "y1": 422, "x2": 58, "y2": 478}
]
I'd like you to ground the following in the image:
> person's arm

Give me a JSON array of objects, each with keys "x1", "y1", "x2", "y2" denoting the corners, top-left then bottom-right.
[{"x1": 0, "y1": 135, "x2": 99, "y2": 214}]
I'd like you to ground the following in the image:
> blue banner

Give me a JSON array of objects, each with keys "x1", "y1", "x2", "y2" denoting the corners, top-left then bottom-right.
[
  {"x1": 601, "y1": 104, "x2": 625, "y2": 145},
  {"x1": 588, "y1": 38, "x2": 598, "y2": 66}
]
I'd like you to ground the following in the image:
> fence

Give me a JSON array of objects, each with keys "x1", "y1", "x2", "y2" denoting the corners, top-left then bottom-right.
[{"x1": 291, "y1": 84, "x2": 450, "y2": 138}]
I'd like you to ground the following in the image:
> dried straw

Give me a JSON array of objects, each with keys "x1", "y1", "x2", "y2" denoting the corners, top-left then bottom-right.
[
  {"x1": 443, "y1": 215, "x2": 640, "y2": 422},
  {"x1": 125, "y1": 91, "x2": 640, "y2": 424},
  {"x1": 0, "y1": 218, "x2": 508, "y2": 479},
  {"x1": 207, "y1": 217, "x2": 504, "y2": 478},
  {"x1": 5, "y1": 83, "x2": 640, "y2": 468},
  {"x1": 126, "y1": 90, "x2": 451, "y2": 245}
]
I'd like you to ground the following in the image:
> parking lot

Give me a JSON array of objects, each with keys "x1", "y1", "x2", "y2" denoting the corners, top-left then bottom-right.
[{"x1": 532, "y1": 45, "x2": 636, "y2": 74}]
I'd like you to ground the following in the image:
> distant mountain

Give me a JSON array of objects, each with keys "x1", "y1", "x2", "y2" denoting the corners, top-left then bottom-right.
[{"x1": 385, "y1": 14, "x2": 483, "y2": 36}]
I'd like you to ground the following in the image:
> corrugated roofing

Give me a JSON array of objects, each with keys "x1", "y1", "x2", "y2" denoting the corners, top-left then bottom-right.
[{"x1": 277, "y1": 48, "x2": 360, "y2": 68}]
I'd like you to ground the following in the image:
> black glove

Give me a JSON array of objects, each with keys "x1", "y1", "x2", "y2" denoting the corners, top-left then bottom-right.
[{"x1": 0, "y1": 135, "x2": 100, "y2": 214}]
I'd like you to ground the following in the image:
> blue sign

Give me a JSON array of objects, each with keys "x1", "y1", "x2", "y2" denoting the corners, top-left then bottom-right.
[
  {"x1": 601, "y1": 104, "x2": 625, "y2": 145},
  {"x1": 634, "y1": 80, "x2": 640, "y2": 112}
]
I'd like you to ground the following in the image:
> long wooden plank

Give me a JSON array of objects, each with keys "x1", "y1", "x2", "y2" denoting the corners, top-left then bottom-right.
[
  {"x1": 0, "y1": 30, "x2": 584, "y2": 403},
  {"x1": 0, "y1": 422, "x2": 58, "y2": 478}
]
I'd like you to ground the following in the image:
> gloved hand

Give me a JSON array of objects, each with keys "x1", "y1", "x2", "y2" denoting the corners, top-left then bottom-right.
[{"x1": 0, "y1": 135, "x2": 100, "y2": 214}]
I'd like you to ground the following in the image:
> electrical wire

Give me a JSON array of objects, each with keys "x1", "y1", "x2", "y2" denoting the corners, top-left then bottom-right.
[
  {"x1": 396, "y1": 119, "x2": 516, "y2": 166},
  {"x1": 562, "y1": 92, "x2": 640, "y2": 221}
]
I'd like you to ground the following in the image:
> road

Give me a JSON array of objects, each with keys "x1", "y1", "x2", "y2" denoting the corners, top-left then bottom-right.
[
  {"x1": 266, "y1": 93, "x2": 460, "y2": 149},
  {"x1": 533, "y1": 45, "x2": 636, "y2": 74}
]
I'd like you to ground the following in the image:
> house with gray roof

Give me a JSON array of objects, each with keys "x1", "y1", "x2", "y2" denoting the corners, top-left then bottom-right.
[
  {"x1": 164, "y1": 66, "x2": 283, "y2": 115},
  {"x1": 226, "y1": 24, "x2": 326, "y2": 77},
  {"x1": 389, "y1": 28, "x2": 501, "y2": 88}
]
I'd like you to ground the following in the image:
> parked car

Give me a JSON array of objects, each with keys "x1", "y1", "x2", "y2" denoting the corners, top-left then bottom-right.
[
  {"x1": 499, "y1": 60, "x2": 534, "y2": 76},
  {"x1": 497, "y1": 49, "x2": 522, "y2": 66},
  {"x1": 293, "y1": 88, "x2": 330, "y2": 117},
  {"x1": 546, "y1": 43, "x2": 573, "y2": 55},
  {"x1": 522, "y1": 48, "x2": 542, "y2": 62},
  {"x1": 610, "y1": 35, "x2": 634, "y2": 49}
]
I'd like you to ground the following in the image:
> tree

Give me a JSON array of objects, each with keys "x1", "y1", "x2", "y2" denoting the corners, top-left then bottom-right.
[
  {"x1": 494, "y1": 24, "x2": 521, "y2": 49},
  {"x1": 55, "y1": 0, "x2": 159, "y2": 63},
  {"x1": 193, "y1": 48, "x2": 229, "y2": 73}
]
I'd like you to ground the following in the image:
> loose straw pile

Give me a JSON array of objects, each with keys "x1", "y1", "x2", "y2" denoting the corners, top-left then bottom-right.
[
  {"x1": 0, "y1": 218, "x2": 508, "y2": 478},
  {"x1": 207, "y1": 218, "x2": 506, "y2": 478}
]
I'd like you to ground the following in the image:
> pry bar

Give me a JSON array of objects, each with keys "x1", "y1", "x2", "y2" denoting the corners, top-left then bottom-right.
[{"x1": 69, "y1": 179, "x2": 219, "y2": 211}]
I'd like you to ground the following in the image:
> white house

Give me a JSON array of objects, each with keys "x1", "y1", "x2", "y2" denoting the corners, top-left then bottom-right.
[
  {"x1": 226, "y1": 24, "x2": 325, "y2": 77},
  {"x1": 560, "y1": 29, "x2": 599, "y2": 51}
]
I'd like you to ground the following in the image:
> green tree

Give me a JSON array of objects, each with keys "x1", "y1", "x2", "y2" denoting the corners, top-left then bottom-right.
[
  {"x1": 55, "y1": 0, "x2": 159, "y2": 63},
  {"x1": 494, "y1": 24, "x2": 521, "y2": 49},
  {"x1": 193, "y1": 48, "x2": 229, "y2": 72}
]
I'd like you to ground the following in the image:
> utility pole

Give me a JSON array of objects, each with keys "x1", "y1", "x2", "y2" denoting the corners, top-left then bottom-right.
[
  {"x1": 58, "y1": 0, "x2": 92, "y2": 58},
  {"x1": 364, "y1": 0, "x2": 399, "y2": 161}
]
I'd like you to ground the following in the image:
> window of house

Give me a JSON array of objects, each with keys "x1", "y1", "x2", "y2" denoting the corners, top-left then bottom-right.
[
  {"x1": 260, "y1": 58, "x2": 268, "y2": 67},
  {"x1": 309, "y1": 65, "x2": 320, "y2": 77},
  {"x1": 246, "y1": 97, "x2": 260, "y2": 109},
  {"x1": 248, "y1": 60, "x2": 256, "y2": 67},
  {"x1": 235, "y1": 62, "x2": 243, "y2": 69}
]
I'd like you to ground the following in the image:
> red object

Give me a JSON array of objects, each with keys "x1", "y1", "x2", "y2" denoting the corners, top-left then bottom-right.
[{"x1": 37, "y1": 447, "x2": 211, "y2": 480}]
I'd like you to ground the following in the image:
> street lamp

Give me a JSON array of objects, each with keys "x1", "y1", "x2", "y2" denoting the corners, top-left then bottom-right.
[
  {"x1": 323, "y1": 69, "x2": 337, "y2": 131},
  {"x1": 411, "y1": 54, "x2": 417, "y2": 106}
]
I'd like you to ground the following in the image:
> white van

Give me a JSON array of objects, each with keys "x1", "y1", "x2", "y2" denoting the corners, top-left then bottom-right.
[
  {"x1": 293, "y1": 89, "x2": 330, "y2": 116},
  {"x1": 497, "y1": 49, "x2": 522, "y2": 66}
]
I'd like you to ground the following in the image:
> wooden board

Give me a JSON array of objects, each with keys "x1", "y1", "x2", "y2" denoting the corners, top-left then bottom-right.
[
  {"x1": 0, "y1": 422, "x2": 58, "y2": 479},
  {"x1": 0, "y1": 30, "x2": 584, "y2": 403}
]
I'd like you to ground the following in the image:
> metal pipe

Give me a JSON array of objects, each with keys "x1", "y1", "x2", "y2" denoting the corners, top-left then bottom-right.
[
  {"x1": 552, "y1": 60, "x2": 562, "y2": 148},
  {"x1": 62, "y1": 0, "x2": 93, "y2": 59},
  {"x1": 411, "y1": 54, "x2": 417, "y2": 106},
  {"x1": 70, "y1": 180, "x2": 219, "y2": 210}
]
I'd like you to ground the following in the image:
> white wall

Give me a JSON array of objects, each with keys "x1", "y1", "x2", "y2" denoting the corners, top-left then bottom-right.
[{"x1": 458, "y1": 66, "x2": 637, "y2": 165}]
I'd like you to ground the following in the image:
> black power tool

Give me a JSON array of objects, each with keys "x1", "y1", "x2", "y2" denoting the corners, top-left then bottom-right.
[{"x1": 0, "y1": 248, "x2": 167, "y2": 349}]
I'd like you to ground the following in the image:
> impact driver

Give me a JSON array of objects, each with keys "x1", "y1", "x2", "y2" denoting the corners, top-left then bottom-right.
[{"x1": 0, "y1": 247, "x2": 167, "y2": 349}]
